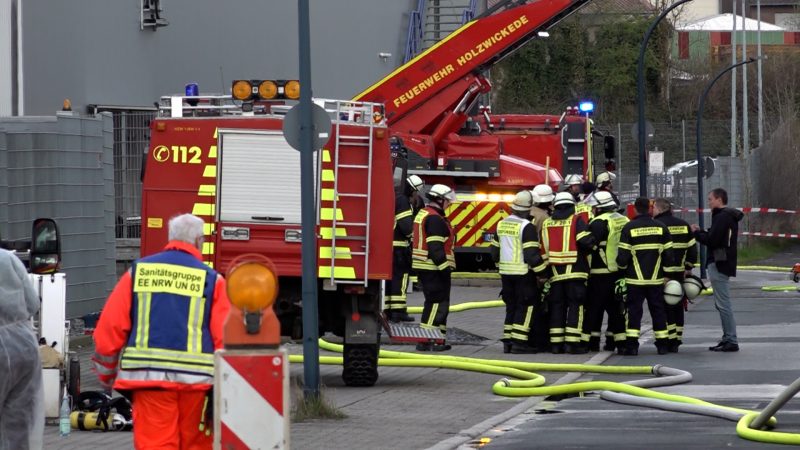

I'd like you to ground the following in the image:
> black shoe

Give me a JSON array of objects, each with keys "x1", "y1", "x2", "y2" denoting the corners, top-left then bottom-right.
[
  {"x1": 431, "y1": 343, "x2": 452, "y2": 352},
  {"x1": 384, "y1": 311, "x2": 401, "y2": 323},
  {"x1": 396, "y1": 311, "x2": 415, "y2": 322},
  {"x1": 416, "y1": 342, "x2": 432, "y2": 351},
  {"x1": 668, "y1": 343, "x2": 680, "y2": 353},
  {"x1": 711, "y1": 342, "x2": 739, "y2": 352},
  {"x1": 656, "y1": 346, "x2": 668, "y2": 355},
  {"x1": 503, "y1": 341, "x2": 512, "y2": 354},
  {"x1": 588, "y1": 343, "x2": 600, "y2": 352},
  {"x1": 624, "y1": 347, "x2": 639, "y2": 356},
  {"x1": 708, "y1": 341, "x2": 725, "y2": 351},
  {"x1": 617, "y1": 347, "x2": 627, "y2": 355},
  {"x1": 511, "y1": 343, "x2": 539, "y2": 354},
  {"x1": 603, "y1": 341, "x2": 616, "y2": 352},
  {"x1": 550, "y1": 344, "x2": 565, "y2": 354}
]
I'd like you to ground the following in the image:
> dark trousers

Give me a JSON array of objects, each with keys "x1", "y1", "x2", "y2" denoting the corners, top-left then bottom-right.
[
  {"x1": 585, "y1": 274, "x2": 626, "y2": 346},
  {"x1": 419, "y1": 270, "x2": 451, "y2": 334},
  {"x1": 665, "y1": 272, "x2": 686, "y2": 345},
  {"x1": 625, "y1": 284, "x2": 668, "y2": 349},
  {"x1": 501, "y1": 272, "x2": 539, "y2": 344},
  {"x1": 385, "y1": 247, "x2": 411, "y2": 311},
  {"x1": 548, "y1": 279, "x2": 586, "y2": 346}
]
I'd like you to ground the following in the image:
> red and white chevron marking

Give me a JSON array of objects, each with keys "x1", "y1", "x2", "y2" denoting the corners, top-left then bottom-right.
[
  {"x1": 742, "y1": 232, "x2": 800, "y2": 239},
  {"x1": 215, "y1": 350, "x2": 289, "y2": 449},
  {"x1": 673, "y1": 207, "x2": 798, "y2": 214}
]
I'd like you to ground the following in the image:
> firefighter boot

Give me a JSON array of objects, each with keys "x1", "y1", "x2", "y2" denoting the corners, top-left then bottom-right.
[
  {"x1": 550, "y1": 343, "x2": 565, "y2": 354},
  {"x1": 396, "y1": 310, "x2": 415, "y2": 322},
  {"x1": 502, "y1": 339, "x2": 512, "y2": 354},
  {"x1": 416, "y1": 342, "x2": 432, "y2": 352},
  {"x1": 623, "y1": 338, "x2": 639, "y2": 356},
  {"x1": 510, "y1": 342, "x2": 539, "y2": 354},
  {"x1": 566, "y1": 343, "x2": 588, "y2": 355},
  {"x1": 431, "y1": 343, "x2": 452, "y2": 352},
  {"x1": 668, "y1": 339, "x2": 681, "y2": 353},
  {"x1": 655, "y1": 339, "x2": 669, "y2": 355},
  {"x1": 588, "y1": 337, "x2": 601, "y2": 352}
]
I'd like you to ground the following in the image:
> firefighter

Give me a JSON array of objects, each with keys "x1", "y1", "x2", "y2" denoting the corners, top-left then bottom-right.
[
  {"x1": 385, "y1": 175, "x2": 424, "y2": 323},
  {"x1": 616, "y1": 197, "x2": 673, "y2": 356},
  {"x1": 412, "y1": 184, "x2": 457, "y2": 351},
  {"x1": 652, "y1": 197, "x2": 698, "y2": 353},
  {"x1": 540, "y1": 192, "x2": 594, "y2": 354},
  {"x1": 584, "y1": 191, "x2": 629, "y2": 352},
  {"x1": 530, "y1": 184, "x2": 554, "y2": 236},
  {"x1": 595, "y1": 171, "x2": 620, "y2": 207},
  {"x1": 529, "y1": 184, "x2": 554, "y2": 350},
  {"x1": 491, "y1": 190, "x2": 548, "y2": 354},
  {"x1": 563, "y1": 174, "x2": 583, "y2": 201},
  {"x1": 92, "y1": 214, "x2": 231, "y2": 449}
]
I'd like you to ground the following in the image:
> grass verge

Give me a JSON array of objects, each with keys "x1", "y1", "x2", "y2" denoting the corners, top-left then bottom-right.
[
  {"x1": 738, "y1": 238, "x2": 791, "y2": 264},
  {"x1": 291, "y1": 377, "x2": 347, "y2": 422}
]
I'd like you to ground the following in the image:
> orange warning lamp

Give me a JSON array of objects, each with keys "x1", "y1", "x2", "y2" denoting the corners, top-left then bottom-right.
[{"x1": 224, "y1": 254, "x2": 281, "y2": 347}]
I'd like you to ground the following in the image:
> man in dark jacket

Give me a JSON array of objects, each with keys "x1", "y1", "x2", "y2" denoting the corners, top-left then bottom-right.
[
  {"x1": 691, "y1": 188, "x2": 744, "y2": 352},
  {"x1": 385, "y1": 175, "x2": 424, "y2": 322}
]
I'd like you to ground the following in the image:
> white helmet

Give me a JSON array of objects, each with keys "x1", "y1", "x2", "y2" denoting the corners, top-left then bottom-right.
[
  {"x1": 592, "y1": 190, "x2": 617, "y2": 209},
  {"x1": 595, "y1": 171, "x2": 617, "y2": 186},
  {"x1": 553, "y1": 192, "x2": 575, "y2": 207},
  {"x1": 427, "y1": 184, "x2": 456, "y2": 202},
  {"x1": 406, "y1": 175, "x2": 424, "y2": 192},
  {"x1": 664, "y1": 280, "x2": 684, "y2": 305},
  {"x1": 564, "y1": 174, "x2": 583, "y2": 186},
  {"x1": 683, "y1": 275, "x2": 705, "y2": 300},
  {"x1": 531, "y1": 184, "x2": 555, "y2": 204},
  {"x1": 511, "y1": 190, "x2": 534, "y2": 212}
]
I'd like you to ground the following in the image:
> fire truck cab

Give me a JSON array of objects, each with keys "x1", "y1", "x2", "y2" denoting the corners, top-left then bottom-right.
[{"x1": 142, "y1": 90, "x2": 395, "y2": 386}]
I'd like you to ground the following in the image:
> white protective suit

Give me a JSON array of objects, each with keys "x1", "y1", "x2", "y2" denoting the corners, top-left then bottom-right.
[{"x1": 0, "y1": 249, "x2": 43, "y2": 450}]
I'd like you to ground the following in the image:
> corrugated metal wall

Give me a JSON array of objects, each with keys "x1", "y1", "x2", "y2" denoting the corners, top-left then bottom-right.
[{"x1": 0, "y1": 113, "x2": 115, "y2": 318}]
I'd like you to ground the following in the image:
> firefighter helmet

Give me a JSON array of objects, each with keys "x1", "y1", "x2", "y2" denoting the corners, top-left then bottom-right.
[
  {"x1": 511, "y1": 190, "x2": 534, "y2": 212},
  {"x1": 595, "y1": 171, "x2": 617, "y2": 187},
  {"x1": 553, "y1": 192, "x2": 575, "y2": 207},
  {"x1": 664, "y1": 280, "x2": 684, "y2": 305},
  {"x1": 406, "y1": 175, "x2": 424, "y2": 192},
  {"x1": 427, "y1": 184, "x2": 456, "y2": 202},
  {"x1": 592, "y1": 190, "x2": 617, "y2": 209},
  {"x1": 531, "y1": 184, "x2": 555, "y2": 204},
  {"x1": 683, "y1": 275, "x2": 705, "y2": 300},
  {"x1": 564, "y1": 174, "x2": 583, "y2": 186}
]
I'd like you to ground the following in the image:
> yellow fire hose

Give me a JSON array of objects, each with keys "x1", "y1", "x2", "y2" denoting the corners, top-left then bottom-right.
[{"x1": 286, "y1": 293, "x2": 800, "y2": 444}]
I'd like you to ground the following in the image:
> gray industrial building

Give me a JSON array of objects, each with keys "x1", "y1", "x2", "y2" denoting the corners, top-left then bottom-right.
[
  {"x1": 0, "y1": 0, "x2": 417, "y2": 116},
  {"x1": 0, "y1": 0, "x2": 480, "y2": 317}
]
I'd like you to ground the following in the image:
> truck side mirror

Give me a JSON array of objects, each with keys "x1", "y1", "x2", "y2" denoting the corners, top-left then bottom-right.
[
  {"x1": 30, "y1": 218, "x2": 61, "y2": 274},
  {"x1": 603, "y1": 135, "x2": 616, "y2": 160}
]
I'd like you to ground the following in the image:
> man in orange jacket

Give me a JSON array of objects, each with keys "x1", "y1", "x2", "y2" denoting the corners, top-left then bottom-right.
[{"x1": 92, "y1": 213, "x2": 231, "y2": 449}]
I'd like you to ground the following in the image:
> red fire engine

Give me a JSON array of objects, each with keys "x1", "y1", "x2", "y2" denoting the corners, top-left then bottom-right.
[
  {"x1": 354, "y1": 0, "x2": 615, "y2": 269},
  {"x1": 142, "y1": 90, "x2": 402, "y2": 386}
]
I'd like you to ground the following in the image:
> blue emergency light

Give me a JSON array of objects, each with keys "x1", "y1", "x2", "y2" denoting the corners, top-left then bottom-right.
[
  {"x1": 185, "y1": 83, "x2": 199, "y2": 107},
  {"x1": 578, "y1": 101, "x2": 594, "y2": 113}
]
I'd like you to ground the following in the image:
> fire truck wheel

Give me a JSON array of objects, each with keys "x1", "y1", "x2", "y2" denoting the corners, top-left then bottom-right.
[{"x1": 342, "y1": 343, "x2": 379, "y2": 387}]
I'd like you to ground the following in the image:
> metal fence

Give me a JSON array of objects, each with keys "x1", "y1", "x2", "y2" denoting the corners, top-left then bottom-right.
[{"x1": 104, "y1": 110, "x2": 155, "y2": 239}]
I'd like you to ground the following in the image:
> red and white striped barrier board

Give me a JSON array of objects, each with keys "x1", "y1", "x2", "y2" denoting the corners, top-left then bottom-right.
[
  {"x1": 214, "y1": 349, "x2": 289, "y2": 449},
  {"x1": 673, "y1": 207, "x2": 798, "y2": 214},
  {"x1": 742, "y1": 232, "x2": 800, "y2": 239}
]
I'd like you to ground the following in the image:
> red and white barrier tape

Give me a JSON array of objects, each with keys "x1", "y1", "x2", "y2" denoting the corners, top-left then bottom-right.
[
  {"x1": 673, "y1": 207, "x2": 798, "y2": 214},
  {"x1": 742, "y1": 232, "x2": 800, "y2": 239}
]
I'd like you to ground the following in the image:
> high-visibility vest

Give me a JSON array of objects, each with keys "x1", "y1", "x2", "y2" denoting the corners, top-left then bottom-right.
[
  {"x1": 541, "y1": 215, "x2": 579, "y2": 265},
  {"x1": 575, "y1": 202, "x2": 593, "y2": 223},
  {"x1": 496, "y1": 215, "x2": 533, "y2": 275},
  {"x1": 590, "y1": 212, "x2": 630, "y2": 274},
  {"x1": 118, "y1": 249, "x2": 217, "y2": 386},
  {"x1": 412, "y1": 207, "x2": 455, "y2": 271}
]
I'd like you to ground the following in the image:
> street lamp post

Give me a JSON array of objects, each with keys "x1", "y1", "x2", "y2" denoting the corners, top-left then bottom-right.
[
  {"x1": 695, "y1": 57, "x2": 756, "y2": 278},
  {"x1": 637, "y1": 0, "x2": 694, "y2": 197}
]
